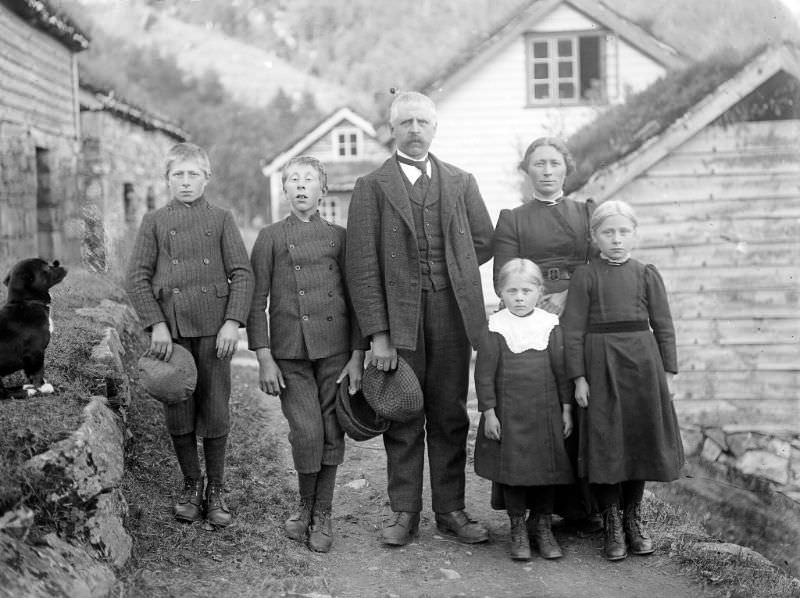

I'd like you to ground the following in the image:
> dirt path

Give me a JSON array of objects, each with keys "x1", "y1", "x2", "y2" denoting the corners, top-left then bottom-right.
[{"x1": 230, "y1": 348, "x2": 707, "y2": 598}]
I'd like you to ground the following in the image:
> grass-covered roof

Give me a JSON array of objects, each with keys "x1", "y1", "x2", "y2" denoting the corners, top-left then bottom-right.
[{"x1": 564, "y1": 44, "x2": 773, "y2": 194}]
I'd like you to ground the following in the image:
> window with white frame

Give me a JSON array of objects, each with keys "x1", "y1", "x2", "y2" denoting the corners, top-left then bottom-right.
[
  {"x1": 331, "y1": 126, "x2": 362, "y2": 159},
  {"x1": 526, "y1": 33, "x2": 605, "y2": 105}
]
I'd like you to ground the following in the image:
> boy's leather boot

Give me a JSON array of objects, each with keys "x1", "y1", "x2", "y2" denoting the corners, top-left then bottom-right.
[
  {"x1": 624, "y1": 502, "x2": 655, "y2": 555},
  {"x1": 285, "y1": 500, "x2": 313, "y2": 542},
  {"x1": 602, "y1": 505, "x2": 627, "y2": 561},
  {"x1": 174, "y1": 476, "x2": 204, "y2": 522},
  {"x1": 509, "y1": 514, "x2": 531, "y2": 560},
  {"x1": 530, "y1": 513, "x2": 563, "y2": 559},
  {"x1": 204, "y1": 482, "x2": 232, "y2": 527},
  {"x1": 308, "y1": 507, "x2": 333, "y2": 553}
]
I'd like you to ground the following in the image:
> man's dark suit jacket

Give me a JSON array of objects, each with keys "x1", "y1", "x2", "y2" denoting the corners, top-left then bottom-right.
[{"x1": 345, "y1": 154, "x2": 494, "y2": 351}]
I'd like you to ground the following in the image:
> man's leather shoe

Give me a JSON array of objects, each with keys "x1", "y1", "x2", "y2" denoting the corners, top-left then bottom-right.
[
  {"x1": 381, "y1": 511, "x2": 420, "y2": 546},
  {"x1": 204, "y1": 482, "x2": 232, "y2": 527},
  {"x1": 174, "y1": 476, "x2": 204, "y2": 522},
  {"x1": 435, "y1": 510, "x2": 489, "y2": 544}
]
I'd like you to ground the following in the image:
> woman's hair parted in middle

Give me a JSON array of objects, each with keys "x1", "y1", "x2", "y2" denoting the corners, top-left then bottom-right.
[
  {"x1": 495, "y1": 258, "x2": 544, "y2": 296},
  {"x1": 590, "y1": 200, "x2": 639, "y2": 232},
  {"x1": 518, "y1": 137, "x2": 576, "y2": 177}
]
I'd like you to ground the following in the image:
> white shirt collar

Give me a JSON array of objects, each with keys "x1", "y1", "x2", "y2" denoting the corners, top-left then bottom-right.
[{"x1": 397, "y1": 150, "x2": 431, "y2": 181}]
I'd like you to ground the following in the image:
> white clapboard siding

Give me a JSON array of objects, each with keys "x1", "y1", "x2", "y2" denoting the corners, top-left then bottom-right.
[
  {"x1": 0, "y1": 3, "x2": 77, "y2": 137},
  {"x1": 616, "y1": 172, "x2": 799, "y2": 203},
  {"x1": 618, "y1": 119, "x2": 800, "y2": 420},
  {"x1": 674, "y1": 399, "x2": 794, "y2": 423},
  {"x1": 631, "y1": 197, "x2": 800, "y2": 223},
  {"x1": 675, "y1": 318, "x2": 798, "y2": 346},
  {"x1": 668, "y1": 289, "x2": 798, "y2": 320},
  {"x1": 640, "y1": 241, "x2": 797, "y2": 267},
  {"x1": 677, "y1": 344, "x2": 797, "y2": 372}
]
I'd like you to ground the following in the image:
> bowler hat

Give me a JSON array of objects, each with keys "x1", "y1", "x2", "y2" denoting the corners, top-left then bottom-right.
[
  {"x1": 335, "y1": 382, "x2": 390, "y2": 441},
  {"x1": 137, "y1": 344, "x2": 197, "y2": 405},
  {"x1": 361, "y1": 357, "x2": 423, "y2": 422}
]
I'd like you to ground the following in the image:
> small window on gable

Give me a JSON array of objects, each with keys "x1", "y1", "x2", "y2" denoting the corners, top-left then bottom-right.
[
  {"x1": 331, "y1": 126, "x2": 362, "y2": 160},
  {"x1": 526, "y1": 33, "x2": 606, "y2": 106}
]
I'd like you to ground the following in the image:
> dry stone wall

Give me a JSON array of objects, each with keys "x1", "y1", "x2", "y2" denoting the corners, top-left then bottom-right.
[{"x1": 0, "y1": 300, "x2": 136, "y2": 598}]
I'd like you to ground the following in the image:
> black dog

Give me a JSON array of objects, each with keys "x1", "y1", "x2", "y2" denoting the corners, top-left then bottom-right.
[{"x1": 0, "y1": 258, "x2": 67, "y2": 397}]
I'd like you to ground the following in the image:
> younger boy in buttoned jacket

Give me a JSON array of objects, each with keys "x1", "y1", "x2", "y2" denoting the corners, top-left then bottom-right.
[
  {"x1": 127, "y1": 142, "x2": 254, "y2": 527},
  {"x1": 247, "y1": 156, "x2": 365, "y2": 553}
]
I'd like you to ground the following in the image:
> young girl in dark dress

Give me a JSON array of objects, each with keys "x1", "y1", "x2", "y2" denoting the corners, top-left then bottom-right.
[
  {"x1": 474, "y1": 259, "x2": 575, "y2": 561},
  {"x1": 561, "y1": 200, "x2": 684, "y2": 561}
]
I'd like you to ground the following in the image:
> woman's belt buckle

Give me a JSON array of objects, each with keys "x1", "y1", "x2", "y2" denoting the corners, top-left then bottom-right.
[{"x1": 547, "y1": 267, "x2": 564, "y2": 281}]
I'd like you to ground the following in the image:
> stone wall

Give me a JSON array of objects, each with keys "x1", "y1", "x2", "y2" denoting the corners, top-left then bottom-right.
[
  {"x1": 0, "y1": 301, "x2": 137, "y2": 597},
  {"x1": 675, "y1": 423, "x2": 800, "y2": 575},
  {"x1": 682, "y1": 424, "x2": 800, "y2": 501},
  {"x1": 79, "y1": 110, "x2": 179, "y2": 274}
]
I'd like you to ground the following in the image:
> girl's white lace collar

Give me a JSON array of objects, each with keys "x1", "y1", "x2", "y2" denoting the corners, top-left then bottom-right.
[{"x1": 488, "y1": 308, "x2": 558, "y2": 353}]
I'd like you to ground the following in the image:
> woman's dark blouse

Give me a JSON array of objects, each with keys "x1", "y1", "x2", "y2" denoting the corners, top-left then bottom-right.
[{"x1": 493, "y1": 197, "x2": 594, "y2": 292}]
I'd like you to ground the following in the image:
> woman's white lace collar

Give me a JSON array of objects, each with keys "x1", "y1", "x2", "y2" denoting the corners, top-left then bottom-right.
[{"x1": 488, "y1": 308, "x2": 558, "y2": 353}]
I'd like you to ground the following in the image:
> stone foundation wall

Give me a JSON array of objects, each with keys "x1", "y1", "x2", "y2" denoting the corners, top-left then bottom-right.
[
  {"x1": 0, "y1": 300, "x2": 137, "y2": 597},
  {"x1": 681, "y1": 424, "x2": 800, "y2": 501}
]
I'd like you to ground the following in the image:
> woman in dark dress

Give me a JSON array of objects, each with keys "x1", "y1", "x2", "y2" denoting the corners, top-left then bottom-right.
[{"x1": 491, "y1": 137, "x2": 599, "y2": 530}]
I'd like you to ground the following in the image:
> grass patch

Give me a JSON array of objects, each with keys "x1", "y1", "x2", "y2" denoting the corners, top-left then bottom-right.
[{"x1": 644, "y1": 489, "x2": 800, "y2": 598}]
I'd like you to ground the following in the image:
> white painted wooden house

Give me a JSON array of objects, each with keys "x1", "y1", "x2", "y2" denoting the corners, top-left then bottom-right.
[
  {"x1": 0, "y1": 0, "x2": 89, "y2": 264},
  {"x1": 420, "y1": 0, "x2": 688, "y2": 224},
  {"x1": 574, "y1": 44, "x2": 800, "y2": 425},
  {"x1": 261, "y1": 107, "x2": 390, "y2": 227}
]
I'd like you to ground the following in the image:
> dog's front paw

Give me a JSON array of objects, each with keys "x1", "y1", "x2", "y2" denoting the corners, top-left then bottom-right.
[
  {"x1": 38, "y1": 382, "x2": 54, "y2": 394},
  {"x1": 22, "y1": 384, "x2": 37, "y2": 397}
]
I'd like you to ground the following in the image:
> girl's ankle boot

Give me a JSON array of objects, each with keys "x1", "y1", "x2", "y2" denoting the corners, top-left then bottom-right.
[
  {"x1": 509, "y1": 514, "x2": 531, "y2": 560},
  {"x1": 624, "y1": 502, "x2": 654, "y2": 555},
  {"x1": 531, "y1": 513, "x2": 563, "y2": 559},
  {"x1": 602, "y1": 505, "x2": 627, "y2": 561}
]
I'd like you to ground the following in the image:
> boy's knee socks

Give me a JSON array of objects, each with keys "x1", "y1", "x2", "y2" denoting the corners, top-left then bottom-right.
[
  {"x1": 203, "y1": 435, "x2": 228, "y2": 485},
  {"x1": 171, "y1": 432, "x2": 201, "y2": 480},
  {"x1": 298, "y1": 472, "x2": 318, "y2": 505},
  {"x1": 314, "y1": 465, "x2": 338, "y2": 511}
]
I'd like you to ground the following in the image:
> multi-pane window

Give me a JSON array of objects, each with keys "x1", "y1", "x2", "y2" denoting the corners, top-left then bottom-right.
[
  {"x1": 527, "y1": 34, "x2": 604, "y2": 105},
  {"x1": 332, "y1": 127, "x2": 362, "y2": 159}
]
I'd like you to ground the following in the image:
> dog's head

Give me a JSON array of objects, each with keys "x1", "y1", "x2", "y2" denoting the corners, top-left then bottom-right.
[{"x1": 3, "y1": 258, "x2": 68, "y2": 303}]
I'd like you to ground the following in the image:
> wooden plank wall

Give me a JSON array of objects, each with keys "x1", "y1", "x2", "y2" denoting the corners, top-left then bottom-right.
[
  {"x1": 0, "y1": 3, "x2": 77, "y2": 137},
  {"x1": 613, "y1": 119, "x2": 800, "y2": 423}
]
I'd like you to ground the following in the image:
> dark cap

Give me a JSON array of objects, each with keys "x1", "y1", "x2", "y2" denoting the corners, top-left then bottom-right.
[
  {"x1": 137, "y1": 344, "x2": 197, "y2": 405},
  {"x1": 361, "y1": 357, "x2": 423, "y2": 422},
  {"x1": 335, "y1": 382, "x2": 390, "y2": 441}
]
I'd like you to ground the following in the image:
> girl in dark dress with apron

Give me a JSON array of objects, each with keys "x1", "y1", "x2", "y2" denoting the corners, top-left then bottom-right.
[
  {"x1": 474, "y1": 259, "x2": 575, "y2": 561},
  {"x1": 562, "y1": 200, "x2": 684, "y2": 561}
]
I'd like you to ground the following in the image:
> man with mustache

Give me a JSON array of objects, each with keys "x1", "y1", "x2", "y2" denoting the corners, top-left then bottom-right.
[{"x1": 346, "y1": 91, "x2": 494, "y2": 546}]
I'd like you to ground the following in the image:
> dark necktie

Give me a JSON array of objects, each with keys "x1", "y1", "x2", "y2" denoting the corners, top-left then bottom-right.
[{"x1": 397, "y1": 155, "x2": 429, "y2": 195}]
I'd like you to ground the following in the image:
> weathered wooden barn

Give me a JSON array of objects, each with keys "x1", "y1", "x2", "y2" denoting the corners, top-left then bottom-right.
[
  {"x1": 261, "y1": 107, "x2": 390, "y2": 226},
  {"x1": 0, "y1": 0, "x2": 89, "y2": 265},
  {"x1": 79, "y1": 84, "x2": 186, "y2": 272},
  {"x1": 574, "y1": 44, "x2": 800, "y2": 424}
]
